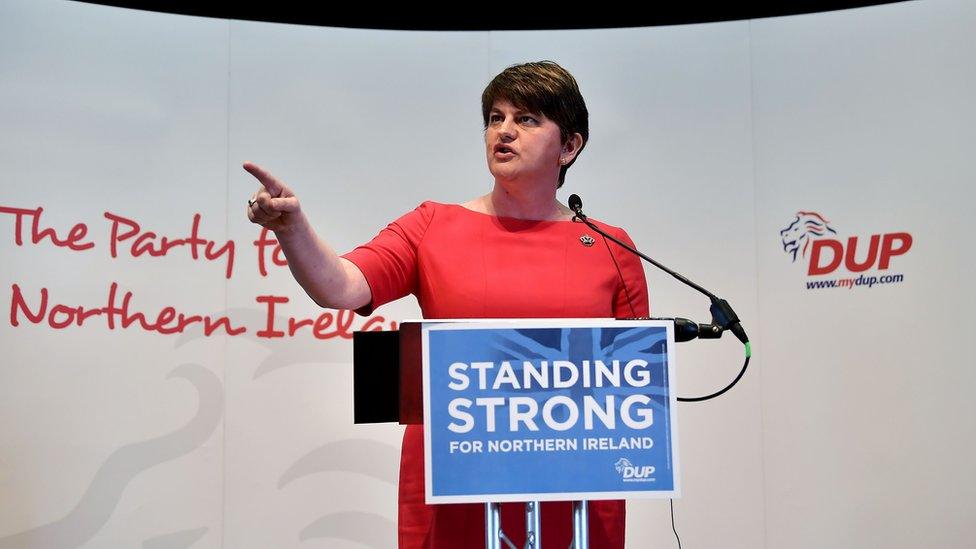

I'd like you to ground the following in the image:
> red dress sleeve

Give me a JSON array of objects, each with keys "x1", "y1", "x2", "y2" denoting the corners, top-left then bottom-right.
[
  {"x1": 341, "y1": 201, "x2": 436, "y2": 315},
  {"x1": 609, "y1": 226, "x2": 650, "y2": 318}
]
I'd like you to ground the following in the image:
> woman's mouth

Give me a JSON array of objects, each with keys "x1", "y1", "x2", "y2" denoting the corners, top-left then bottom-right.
[{"x1": 493, "y1": 145, "x2": 516, "y2": 159}]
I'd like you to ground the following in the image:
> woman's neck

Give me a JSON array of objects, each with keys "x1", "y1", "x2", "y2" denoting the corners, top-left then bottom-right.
[{"x1": 465, "y1": 182, "x2": 572, "y2": 221}]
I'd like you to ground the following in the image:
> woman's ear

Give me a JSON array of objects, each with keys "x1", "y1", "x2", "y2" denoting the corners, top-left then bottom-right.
[{"x1": 561, "y1": 132, "x2": 584, "y2": 164}]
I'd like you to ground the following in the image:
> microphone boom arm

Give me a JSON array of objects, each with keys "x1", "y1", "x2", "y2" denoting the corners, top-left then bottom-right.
[{"x1": 569, "y1": 197, "x2": 749, "y2": 346}]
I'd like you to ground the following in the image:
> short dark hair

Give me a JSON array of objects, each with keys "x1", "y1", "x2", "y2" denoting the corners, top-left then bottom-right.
[{"x1": 481, "y1": 61, "x2": 589, "y2": 188}]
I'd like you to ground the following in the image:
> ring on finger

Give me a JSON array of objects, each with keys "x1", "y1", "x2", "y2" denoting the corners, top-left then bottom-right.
[{"x1": 247, "y1": 198, "x2": 256, "y2": 208}]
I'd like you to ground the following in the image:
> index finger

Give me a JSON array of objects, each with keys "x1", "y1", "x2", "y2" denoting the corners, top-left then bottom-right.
[{"x1": 242, "y1": 161, "x2": 284, "y2": 197}]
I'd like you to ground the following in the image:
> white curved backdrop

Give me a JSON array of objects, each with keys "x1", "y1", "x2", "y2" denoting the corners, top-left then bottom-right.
[{"x1": 0, "y1": 0, "x2": 973, "y2": 547}]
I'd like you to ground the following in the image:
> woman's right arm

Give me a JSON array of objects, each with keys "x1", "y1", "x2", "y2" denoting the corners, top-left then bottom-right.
[{"x1": 243, "y1": 161, "x2": 371, "y2": 311}]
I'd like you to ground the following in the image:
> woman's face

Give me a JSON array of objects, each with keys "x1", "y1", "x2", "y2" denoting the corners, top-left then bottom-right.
[{"x1": 485, "y1": 99, "x2": 566, "y2": 187}]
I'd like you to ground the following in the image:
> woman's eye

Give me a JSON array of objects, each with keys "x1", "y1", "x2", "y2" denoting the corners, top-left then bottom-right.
[{"x1": 488, "y1": 114, "x2": 537, "y2": 125}]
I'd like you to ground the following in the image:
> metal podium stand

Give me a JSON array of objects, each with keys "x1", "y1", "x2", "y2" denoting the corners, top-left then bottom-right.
[{"x1": 485, "y1": 500, "x2": 587, "y2": 549}]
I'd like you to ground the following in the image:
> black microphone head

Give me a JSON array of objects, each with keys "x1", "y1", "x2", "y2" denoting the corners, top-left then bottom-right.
[{"x1": 568, "y1": 194, "x2": 583, "y2": 212}]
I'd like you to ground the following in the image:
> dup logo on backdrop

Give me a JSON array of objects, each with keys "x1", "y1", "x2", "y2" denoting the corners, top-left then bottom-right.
[
  {"x1": 421, "y1": 320, "x2": 680, "y2": 503},
  {"x1": 779, "y1": 211, "x2": 913, "y2": 290}
]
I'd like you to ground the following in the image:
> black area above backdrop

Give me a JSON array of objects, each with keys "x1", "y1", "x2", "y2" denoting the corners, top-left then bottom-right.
[{"x1": 76, "y1": 1, "x2": 906, "y2": 30}]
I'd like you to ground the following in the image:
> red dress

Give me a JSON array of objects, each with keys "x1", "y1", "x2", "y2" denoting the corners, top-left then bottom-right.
[{"x1": 343, "y1": 201, "x2": 649, "y2": 548}]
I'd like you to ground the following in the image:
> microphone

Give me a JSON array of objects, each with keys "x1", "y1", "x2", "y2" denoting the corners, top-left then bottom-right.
[
  {"x1": 568, "y1": 194, "x2": 584, "y2": 218},
  {"x1": 568, "y1": 194, "x2": 749, "y2": 346}
]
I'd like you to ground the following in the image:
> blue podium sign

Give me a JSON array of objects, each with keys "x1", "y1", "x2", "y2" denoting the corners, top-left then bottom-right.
[{"x1": 422, "y1": 319, "x2": 680, "y2": 504}]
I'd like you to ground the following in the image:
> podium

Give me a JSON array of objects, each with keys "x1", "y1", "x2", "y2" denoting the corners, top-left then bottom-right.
[{"x1": 354, "y1": 319, "x2": 680, "y2": 548}]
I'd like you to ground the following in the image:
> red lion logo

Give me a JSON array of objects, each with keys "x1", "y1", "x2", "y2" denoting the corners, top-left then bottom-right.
[{"x1": 780, "y1": 211, "x2": 837, "y2": 262}]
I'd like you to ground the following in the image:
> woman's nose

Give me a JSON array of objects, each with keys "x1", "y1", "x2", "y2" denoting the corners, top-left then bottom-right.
[{"x1": 497, "y1": 118, "x2": 516, "y2": 139}]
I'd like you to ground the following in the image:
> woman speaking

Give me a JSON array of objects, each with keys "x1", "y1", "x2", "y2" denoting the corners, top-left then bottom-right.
[{"x1": 244, "y1": 61, "x2": 648, "y2": 548}]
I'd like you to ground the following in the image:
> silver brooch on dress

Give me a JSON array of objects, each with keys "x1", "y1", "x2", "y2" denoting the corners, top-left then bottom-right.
[{"x1": 579, "y1": 234, "x2": 595, "y2": 247}]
